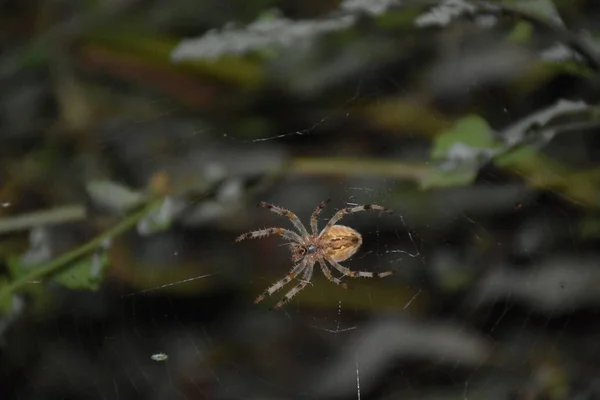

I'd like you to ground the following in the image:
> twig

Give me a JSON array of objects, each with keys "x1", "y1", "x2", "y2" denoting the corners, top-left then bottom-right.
[
  {"x1": 289, "y1": 157, "x2": 430, "y2": 181},
  {"x1": 0, "y1": 198, "x2": 163, "y2": 302},
  {"x1": 0, "y1": 205, "x2": 86, "y2": 234},
  {"x1": 478, "y1": 1, "x2": 600, "y2": 72}
]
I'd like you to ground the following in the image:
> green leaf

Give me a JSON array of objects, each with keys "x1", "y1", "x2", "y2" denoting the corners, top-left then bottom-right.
[
  {"x1": 3, "y1": 255, "x2": 53, "y2": 315},
  {"x1": 86, "y1": 180, "x2": 146, "y2": 213},
  {"x1": 508, "y1": 0, "x2": 563, "y2": 24},
  {"x1": 6, "y1": 254, "x2": 22, "y2": 279},
  {"x1": 507, "y1": 21, "x2": 534, "y2": 44},
  {"x1": 53, "y1": 251, "x2": 108, "y2": 291},
  {"x1": 431, "y1": 115, "x2": 495, "y2": 160},
  {"x1": 257, "y1": 8, "x2": 283, "y2": 21},
  {"x1": 137, "y1": 197, "x2": 183, "y2": 235},
  {"x1": 494, "y1": 145, "x2": 538, "y2": 167}
]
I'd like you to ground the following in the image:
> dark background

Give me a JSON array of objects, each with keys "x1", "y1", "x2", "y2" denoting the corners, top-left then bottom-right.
[{"x1": 2, "y1": 0, "x2": 600, "y2": 399}]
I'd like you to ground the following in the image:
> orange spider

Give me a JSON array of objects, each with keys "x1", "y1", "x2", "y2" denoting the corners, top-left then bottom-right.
[{"x1": 236, "y1": 200, "x2": 393, "y2": 309}]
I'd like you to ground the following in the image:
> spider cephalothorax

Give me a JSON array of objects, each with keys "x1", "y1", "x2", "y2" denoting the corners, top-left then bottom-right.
[
  {"x1": 235, "y1": 199, "x2": 393, "y2": 309},
  {"x1": 290, "y1": 243, "x2": 309, "y2": 263}
]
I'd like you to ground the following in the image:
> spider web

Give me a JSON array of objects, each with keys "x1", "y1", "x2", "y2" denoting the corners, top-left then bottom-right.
[
  {"x1": 103, "y1": 99, "x2": 438, "y2": 399},
  {"x1": 87, "y1": 81, "x2": 573, "y2": 400},
  {"x1": 109, "y1": 137, "x2": 583, "y2": 400},
  {"x1": 8, "y1": 87, "x2": 585, "y2": 400}
]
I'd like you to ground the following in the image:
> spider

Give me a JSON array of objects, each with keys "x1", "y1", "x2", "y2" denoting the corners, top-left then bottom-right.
[{"x1": 235, "y1": 199, "x2": 394, "y2": 309}]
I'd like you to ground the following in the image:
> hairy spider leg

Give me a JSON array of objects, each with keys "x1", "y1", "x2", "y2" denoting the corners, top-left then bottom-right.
[
  {"x1": 325, "y1": 255, "x2": 393, "y2": 279},
  {"x1": 258, "y1": 202, "x2": 310, "y2": 237},
  {"x1": 320, "y1": 204, "x2": 392, "y2": 237},
  {"x1": 317, "y1": 258, "x2": 348, "y2": 289},
  {"x1": 254, "y1": 259, "x2": 308, "y2": 304},
  {"x1": 310, "y1": 198, "x2": 331, "y2": 235},
  {"x1": 273, "y1": 263, "x2": 315, "y2": 309},
  {"x1": 235, "y1": 227, "x2": 302, "y2": 243}
]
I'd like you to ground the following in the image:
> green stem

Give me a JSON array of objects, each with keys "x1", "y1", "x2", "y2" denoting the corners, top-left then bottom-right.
[
  {"x1": 0, "y1": 205, "x2": 86, "y2": 234},
  {"x1": 0, "y1": 198, "x2": 163, "y2": 302},
  {"x1": 289, "y1": 157, "x2": 430, "y2": 181}
]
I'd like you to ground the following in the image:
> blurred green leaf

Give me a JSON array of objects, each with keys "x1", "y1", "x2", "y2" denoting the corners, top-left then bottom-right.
[
  {"x1": 3, "y1": 256, "x2": 52, "y2": 315},
  {"x1": 494, "y1": 145, "x2": 538, "y2": 167},
  {"x1": 86, "y1": 180, "x2": 146, "y2": 213},
  {"x1": 256, "y1": 8, "x2": 283, "y2": 21},
  {"x1": 5, "y1": 254, "x2": 33, "y2": 281},
  {"x1": 53, "y1": 251, "x2": 108, "y2": 291},
  {"x1": 376, "y1": 8, "x2": 422, "y2": 29},
  {"x1": 507, "y1": 21, "x2": 534, "y2": 43},
  {"x1": 507, "y1": 0, "x2": 563, "y2": 24},
  {"x1": 137, "y1": 197, "x2": 184, "y2": 235},
  {"x1": 421, "y1": 115, "x2": 501, "y2": 189},
  {"x1": 431, "y1": 115, "x2": 496, "y2": 160}
]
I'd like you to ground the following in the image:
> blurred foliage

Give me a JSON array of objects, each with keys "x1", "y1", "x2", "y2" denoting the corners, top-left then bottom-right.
[{"x1": 2, "y1": 0, "x2": 600, "y2": 398}]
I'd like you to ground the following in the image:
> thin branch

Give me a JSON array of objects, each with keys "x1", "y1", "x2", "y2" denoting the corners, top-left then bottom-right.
[
  {"x1": 0, "y1": 198, "x2": 163, "y2": 302},
  {"x1": 479, "y1": 1, "x2": 600, "y2": 72},
  {"x1": 289, "y1": 157, "x2": 430, "y2": 181},
  {"x1": 0, "y1": 205, "x2": 86, "y2": 234}
]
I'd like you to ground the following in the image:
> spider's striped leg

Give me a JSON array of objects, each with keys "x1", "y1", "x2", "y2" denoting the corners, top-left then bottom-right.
[
  {"x1": 254, "y1": 259, "x2": 308, "y2": 305},
  {"x1": 273, "y1": 263, "x2": 315, "y2": 309},
  {"x1": 310, "y1": 199, "x2": 331, "y2": 235},
  {"x1": 235, "y1": 227, "x2": 302, "y2": 243},
  {"x1": 258, "y1": 202, "x2": 310, "y2": 237},
  {"x1": 319, "y1": 204, "x2": 392, "y2": 237},
  {"x1": 325, "y1": 255, "x2": 393, "y2": 279},
  {"x1": 317, "y1": 258, "x2": 348, "y2": 289}
]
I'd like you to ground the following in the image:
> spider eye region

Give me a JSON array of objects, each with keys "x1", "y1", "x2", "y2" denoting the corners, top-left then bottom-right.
[{"x1": 306, "y1": 244, "x2": 318, "y2": 253}]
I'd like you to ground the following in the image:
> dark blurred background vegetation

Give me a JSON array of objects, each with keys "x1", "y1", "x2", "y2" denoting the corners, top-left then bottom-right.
[{"x1": 2, "y1": 0, "x2": 600, "y2": 398}]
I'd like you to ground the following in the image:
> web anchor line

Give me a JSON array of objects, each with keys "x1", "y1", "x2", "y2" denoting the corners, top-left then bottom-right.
[{"x1": 120, "y1": 272, "x2": 220, "y2": 297}]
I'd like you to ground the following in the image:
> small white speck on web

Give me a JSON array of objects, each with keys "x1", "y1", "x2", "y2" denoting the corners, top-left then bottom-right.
[{"x1": 151, "y1": 353, "x2": 168, "y2": 362}]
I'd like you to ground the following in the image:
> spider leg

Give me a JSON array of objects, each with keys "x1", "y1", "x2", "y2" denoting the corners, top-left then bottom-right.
[
  {"x1": 318, "y1": 258, "x2": 348, "y2": 289},
  {"x1": 258, "y1": 202, "x2": 310, "y2": 237},
  {"x1": 319, "y1": 204, "x2": 392, "y2": 237},
  {"x1": 254, "y1": 259, "x2": 308, "y2": 304},
  {"x1": 273, "y1": 263, "x2": 315, "y2": 309},
  {"x1": 325, "y1": 255, "x2": 393, "y2": 279},
  {"x1": 295, "y1": 262, "x2": 315, "y2": 285},
  {"x1": 310, "y1": 199, "x2": 331, "y2": 235},
  {"x1": 235, "y1": 227, "x2": 302, "y2": 243}
]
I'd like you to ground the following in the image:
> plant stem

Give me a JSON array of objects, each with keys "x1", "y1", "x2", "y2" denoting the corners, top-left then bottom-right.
[
  {"x1": 0, "y1": 198, "x2": 163, "y2": 302},
  {"x1": 0, "y1": 205, "x2": 86, "y2": 234},
  {"x1": 289, "y1": 157, "x2": 430, "y2": 181}
]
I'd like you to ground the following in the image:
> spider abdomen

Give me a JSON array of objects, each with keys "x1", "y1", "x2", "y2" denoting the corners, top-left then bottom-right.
[{"x1": 321, "y1": 225, "x2": 363, "y2": 262}]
